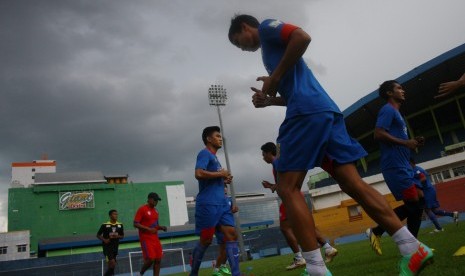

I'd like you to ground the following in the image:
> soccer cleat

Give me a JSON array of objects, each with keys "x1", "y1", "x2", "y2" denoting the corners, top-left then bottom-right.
[
  {"x1": 300, "y1": 268, "x2": 333, "y2": 276},
  {"x1": 324, "y1": 247, "x2": 338, "y2": 263},
  {"x1": 366, "y1": 228, "x2": 382, "y2": 255},
  {"x1": 286, "y1": 257, "x2": 306, "y2": 270},
  {"x1": 453, "y1": 211, "x2": 459, "y2": 225},
  {"x1": 429, "y1": 228, "x2": 444, "y2": 234},
  {"x1": 219, "y1": 264, "x2": 231, "y2": 275},
  {"x1": 398, "y1": 242, "x2": 434, "y2": 276}
]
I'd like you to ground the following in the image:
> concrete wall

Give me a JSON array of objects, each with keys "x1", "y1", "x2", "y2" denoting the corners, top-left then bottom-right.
[
  {"x1": 11, "y1": 160, "x2": 56, "y2": 187},
  {"x1": 0, "y1": 230, "x2": 30, "y2": 262}
]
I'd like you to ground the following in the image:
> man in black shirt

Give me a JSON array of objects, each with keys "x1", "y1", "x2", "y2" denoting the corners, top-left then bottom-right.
[{"x1": 97, "y1": 209, "x2": 124, "y2": 276}]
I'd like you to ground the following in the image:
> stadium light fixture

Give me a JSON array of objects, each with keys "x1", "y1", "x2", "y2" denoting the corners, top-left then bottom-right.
[{"x1": 208, "y1": 84, "x2": 247, "y2": 261}]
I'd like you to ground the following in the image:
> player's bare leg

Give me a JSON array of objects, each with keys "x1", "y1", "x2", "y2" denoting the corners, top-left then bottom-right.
[
  {"x1": 280, "y1": 219, "x2": 306, "y2": 270},
  {"x1": 315, "y1": 228, "x2": 327, "y2": 247},
  {"x1": 316, "y1": 228, "x2": 338, "y2": 263},
  {"x1": 152, "y1": 259, "x2": 161, "y2": 276},
  {"x1": 104, "y1": 259, "x2": 116, "y2": 276},
  {"x1": 140, "y1": 259, "x2": 154, "y2": 275},
  {"x1": 280, "y1": 220, "x2": 300, "y2": 253},
  {"x1": 331, "y1": 163, "x2": 403, "y2": 234},
  {"x1": 277, "y1": 171, "x2": 329, "y2": 275},
  {"x1": 332, "y1": 163, "x2": 433, "y2": 274},
  {"x1": 215, "y1": 243, "x2": 227, "y2": 269}
]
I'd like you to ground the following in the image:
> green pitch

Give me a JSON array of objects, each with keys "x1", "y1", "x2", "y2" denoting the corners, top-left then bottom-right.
[{"x1": 169, "y1": 222, "x2": 464, "y2": 276}]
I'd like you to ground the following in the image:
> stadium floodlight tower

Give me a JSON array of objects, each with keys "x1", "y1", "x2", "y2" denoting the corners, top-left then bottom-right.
[{"x1": 208, "y1": 84, "x2": 247, "y2": 261}]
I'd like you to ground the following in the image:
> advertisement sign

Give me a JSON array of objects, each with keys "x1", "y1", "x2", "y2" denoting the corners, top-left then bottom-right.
[{"x1": 59, "y1": 191, "x2": 94, "y2": 210}]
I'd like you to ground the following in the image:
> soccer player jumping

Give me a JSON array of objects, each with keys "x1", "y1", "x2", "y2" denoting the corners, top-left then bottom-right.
[{"x1": 228, "y1": 14, "x2": 433, "y2": 275}]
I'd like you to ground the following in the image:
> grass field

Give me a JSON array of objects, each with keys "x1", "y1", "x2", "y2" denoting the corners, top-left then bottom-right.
[{"x1": 168, "y1": 222, "x2": 465, "y2": 276}]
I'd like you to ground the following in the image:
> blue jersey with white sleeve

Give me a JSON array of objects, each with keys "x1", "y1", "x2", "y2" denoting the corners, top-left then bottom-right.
[
  {"x1": 258, "y1": 19, "x2": 340, "y2": 119},
  {"x1": 195, "y1": 148, "x2": 225, "y2": 205},
  {"x1": 376, "y1": 103, "x2": 411, "y2": 170}
]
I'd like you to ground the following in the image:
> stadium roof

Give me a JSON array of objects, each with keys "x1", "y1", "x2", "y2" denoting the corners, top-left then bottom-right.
[
  {"x1": 312, "y1": 42, "x2": 465, "y2": 187},
  {"x1": 343, "y1": 42, "x2": 465, "y2": 141}
]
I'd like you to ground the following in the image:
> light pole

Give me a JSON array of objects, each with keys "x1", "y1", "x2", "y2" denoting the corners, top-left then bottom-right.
[{"x1": 208, "y1": 84, "x2": 247, "y2": 261}]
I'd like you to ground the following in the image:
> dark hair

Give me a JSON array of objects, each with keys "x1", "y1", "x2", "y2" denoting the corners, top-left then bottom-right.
[
  {"x1": 378, "y1": 80, "x2": 398, "y2": 100},
  {"x1": 261, "y1": 142, "x2": 277, "y2": 156},
  {"x1": 109, "y1": 209, "x2": 117, "y2": 216},
  {"x1": 409, "y1": 157, "x2": 416, "y2": 164},
  {"x1": 202, "y1": 126, "x2": 221, "y2": 145},
  {"x1": 228, "y1": 14, "x2": 260, "y2": 43}
]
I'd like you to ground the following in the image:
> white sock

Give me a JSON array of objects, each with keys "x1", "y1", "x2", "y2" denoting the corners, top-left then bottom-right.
[
  {"x1": 295, "y1": 251, "x2": 303, "y2": 259},
  {"x1": 302, "y1": 248, "x2": 327, "y2": 275},
  {"x1": 392, "y1": 226, "x2": 420, "y2": 256}
]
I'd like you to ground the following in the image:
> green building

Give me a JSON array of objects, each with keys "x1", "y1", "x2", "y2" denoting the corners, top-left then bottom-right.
[{"x1": 8, "y1": 175, "x2": 188, "y2": 256}]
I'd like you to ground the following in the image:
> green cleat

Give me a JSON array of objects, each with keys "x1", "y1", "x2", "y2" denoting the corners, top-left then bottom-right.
[
  {"x1": 219, "y1": 264, "x2": 231, "y2": 275},
  {"x1": 398, "y1": 243, "x2": 434, "y2": 276}
]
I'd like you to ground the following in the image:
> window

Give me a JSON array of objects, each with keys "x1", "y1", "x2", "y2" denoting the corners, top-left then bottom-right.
[
  {"x1": 0, "y1": 246, "x2": 7, "y2": 254},
  {"x1": 452, "y1": 166, "x2": 465, "y2": 177},
  {"x1": 32, "y1": 168, "x2": 35, "y2": 172},
  {"x1": 432, "y1": 172, "x2": 443, "y2": 184},
  {"x1": 442, "y1": 170, "x2": 452, "y2": 180},
  {"x1": 32, "y1": 175, "x2": 35, "y2": 180},
  {"x1": 17, "y1": 244, "x2": 27, "y2": 253},
  {"x1": 348, "y1": 205, "x2": 363, "y2": 221}
]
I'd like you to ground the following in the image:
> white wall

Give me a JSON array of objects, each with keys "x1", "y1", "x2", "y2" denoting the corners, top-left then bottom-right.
[
  {"x1": 11, "y1": 161, "x2": 56, "y2": 187},
  {"x1": 166, "y1": 185, "x2": 189, "y2": 226},
  {"x1": 308, "y1": 153, "x2": 465, "y2": 210},
  {"x1": 0, "y1": 230, "x2": 30, "y2": 262}
]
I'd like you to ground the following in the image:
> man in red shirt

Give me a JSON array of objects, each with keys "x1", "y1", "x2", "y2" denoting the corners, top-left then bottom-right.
[{"x1": 134, "y1": 192, "x2": 167, "y2": 276}]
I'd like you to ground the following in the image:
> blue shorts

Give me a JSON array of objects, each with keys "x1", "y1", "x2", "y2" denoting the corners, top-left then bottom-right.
[
  {"x1": 423, "y1": 187, "x2": 440, "y2": 209},
  {"x1": 382, "y1": 167, "x2": 416, "y2": 201},
  {"x1": 276, "y1": 112, "x2": 367, "y2": 171},
  {"x1": 195, "y1": 203, "x2": 235, "y2": 235}
]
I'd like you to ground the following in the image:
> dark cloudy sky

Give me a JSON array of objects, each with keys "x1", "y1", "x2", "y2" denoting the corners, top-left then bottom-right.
[{"x1": 1, "y1": 0, "x2": 465, "y2": 231}]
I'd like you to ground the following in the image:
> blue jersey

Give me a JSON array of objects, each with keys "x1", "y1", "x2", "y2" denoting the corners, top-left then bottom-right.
[
  {"x1": 376, "y1": 103, "x2": 411, "y2": 170},
  {"x1": 413, "y1": 166, "x2": 433, "y2": 189},
  {"x1": 271, "y1": 159, "x2": 278, "y2": 182},
  {"x1": 195, "y1": 148, "x2": 225, "y2": 205},
  {"x1": 258, "y1": 19, "x2": 340, "y2": 119},
  {"x1": 226, "y1": 196, "x2": 232, "y2": 208},
  {"x1": 413, "y1": 165, "x2": 439, "y2": 208}
]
